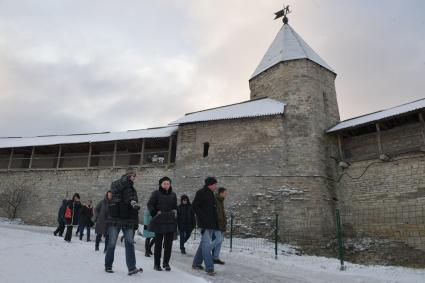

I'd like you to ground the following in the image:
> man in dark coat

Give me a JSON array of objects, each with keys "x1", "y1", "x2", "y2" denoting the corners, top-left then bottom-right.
[
  {"x1": 147, "y1": 176, "x2": 177, "y2": 271},
  {"x1": 95, "y1": 191, "x2": 112, "y2": 252},
  {"x1": 64, "y1": 193, "x2": 82, "y2": 242},
  {"x1": 104, "y1": 168, "x2": 141, "y2": 275},
  {"x1": 177, "y1": 194, "x2": 196, "y2": 254},
  {"x1": 212, "y1": 187, "x2": 228, "y2": 265},
  {"x1": 79, "y1": 200, "x2": 94, "y2": 241},
  {"x1": 53, "y1": 199, "x2": 67, "y2": 236},
  {"x1": 192, "y1": 177, "x2": 219, "y2": 276}
]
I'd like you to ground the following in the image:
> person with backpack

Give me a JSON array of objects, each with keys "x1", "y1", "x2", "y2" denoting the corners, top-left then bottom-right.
[
  {"x1": 53, "y1": 199, "x2": 67, "y2": 237},
  {"x1": 64, "y1": 193, "x2": 82, "y2": 242},
  {"x1": 147, "y1": 176, "x2": 178, "y2": 271},
  {"x1": 177, "y1": 194, "x2": 196, "y2": 254},
  {"x1": 104, "y1": 168, "x2": 142, "y2": 275}
]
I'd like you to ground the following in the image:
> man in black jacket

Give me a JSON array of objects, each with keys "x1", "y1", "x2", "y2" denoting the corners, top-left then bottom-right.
[
  {"x1": 192, "y1": 177, "x2": 219, "y2": 276},
  {"x1": 105, "y1": 168, "x2": 142, "y2": 276}
]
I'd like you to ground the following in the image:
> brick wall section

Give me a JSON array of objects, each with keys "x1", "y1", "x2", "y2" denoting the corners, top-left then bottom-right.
[{"x1": 0, "y1": 167, "x2": 173, "y2": 226}]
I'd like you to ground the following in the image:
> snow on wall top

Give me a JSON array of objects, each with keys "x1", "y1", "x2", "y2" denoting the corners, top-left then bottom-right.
[
  {"x1": 327, "y1": 98, "x2": 425, "y2": 133},
  {"x1": 251, "y1": 24, "x2": 334, "y2": 79},
  {"x1": 169, "y1": 98, "x2": 285, "y2": 125},
  {"x1": 0, "y1": 126, "x2": 178, "y2": 149}
]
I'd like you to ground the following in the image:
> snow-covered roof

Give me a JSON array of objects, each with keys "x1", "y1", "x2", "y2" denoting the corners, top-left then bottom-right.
[
  {"x1": 251, "y1": 24, "x2": 334, "y2": 79},
  {"x1": 327, "y1": 98, "x2": 425, "y2": 133},
  {"x1": 169, "y1": 98, "x2": 285, "y2": 125},
  {"x1": 0, "y1": 126, "x2": 178, "y2": 149}
]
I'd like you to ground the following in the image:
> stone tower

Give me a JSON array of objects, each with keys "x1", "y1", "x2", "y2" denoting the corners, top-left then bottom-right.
[{"x1": 249, "y1": 17, "x2": 341, "y2": 244}]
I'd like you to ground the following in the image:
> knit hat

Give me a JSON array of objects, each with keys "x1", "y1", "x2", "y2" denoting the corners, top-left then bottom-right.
[
  {"x1": 126, "y1": 167, "x2": 137, "y2": 175},
  {"x1": 204, "y1": 177, "x2": 217, "y2": 186},
  {"x1": 159, "y1": 176, "x2": 172, "y2": 186}
]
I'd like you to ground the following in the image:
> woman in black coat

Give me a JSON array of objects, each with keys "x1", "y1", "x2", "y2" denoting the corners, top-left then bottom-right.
[
  {"x1": 64, "y1": 193, "x2": 82, "y2": 242},
  {"x1": 79, "y1": 200, "x2": 94, "y2": 241},
  {"x1": 177, "y1": 195, "x2": 196, "y2": 254},
  {"x1": 147, "y1": 176, "x2": 177, "y2": 271}
]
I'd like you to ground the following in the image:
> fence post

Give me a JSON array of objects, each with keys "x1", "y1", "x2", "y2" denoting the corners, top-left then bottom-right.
[
  {"x1": 275, "y1": 213, "x2": 278, "y2": 259},
  {"x1": 335, "y1": 208, "x2": 346, "y2": 270},
  {"x1": 230, "y1": 213, "x2": 234, "y2": 252}
]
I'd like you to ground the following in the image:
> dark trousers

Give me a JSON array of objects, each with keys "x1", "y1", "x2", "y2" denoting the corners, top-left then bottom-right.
[
  {"x1": 64, "y1": 225, "x2": 73, "y2": 242},
  {"x1": 179, "y1": 228, "x2": 193, "y2": 249},
  {"x1": 54, "y1": 223, "x2": 65, "y2": 236},
  {"x1": 154, "y1": 232, "x2": 174, "y2": 267},
  {"x1": 145, "y1": 237, "x2": 155, "y2": 253},
  {"x1": 95, "y1": 233, "x2": 109, "y2": 252},
  {"x1": 79, "y1": 225, "x2": 91, "y2": 241}
]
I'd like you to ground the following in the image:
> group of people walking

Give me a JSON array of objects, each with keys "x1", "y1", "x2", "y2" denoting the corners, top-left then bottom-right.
[
  {"x1": 53, "y1": 193, "x2": 94, "y2": 242},
  {"x1": 53, "y1": 167, "x2": 228, "y2": 277}
]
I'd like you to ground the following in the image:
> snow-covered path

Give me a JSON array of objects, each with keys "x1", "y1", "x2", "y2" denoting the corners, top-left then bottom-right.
[
  {"x1": 1, "y1": 223, "x2": 425, "y2": 283},
  {"x1": 0, "y1": 225, "x2": 207, "y2": 283}
]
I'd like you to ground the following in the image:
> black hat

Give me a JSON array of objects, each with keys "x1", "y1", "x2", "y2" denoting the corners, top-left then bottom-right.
[
  {"x1": 159, "y1": 176, "x2": 172, "y2": 185},
  {"x1": 204, "y1": 177, "x2": 217, "y2": 186}
]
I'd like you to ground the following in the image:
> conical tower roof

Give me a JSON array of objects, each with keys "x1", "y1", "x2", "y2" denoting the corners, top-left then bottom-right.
[{"x1": 251, "y1": 23, "x2": 335, "y2": 79}]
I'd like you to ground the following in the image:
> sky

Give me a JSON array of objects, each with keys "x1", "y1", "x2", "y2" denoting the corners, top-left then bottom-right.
[{"x1": 0, "y1": 0, "x2": 424, "y2": 137}]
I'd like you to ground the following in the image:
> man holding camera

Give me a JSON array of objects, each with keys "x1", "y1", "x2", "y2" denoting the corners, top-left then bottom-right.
[{"x1": 105, "y1": 168, "x2": 142, "y2": 275}]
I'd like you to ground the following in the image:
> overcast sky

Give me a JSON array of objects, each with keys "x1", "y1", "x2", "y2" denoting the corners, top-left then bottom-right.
[{"x1": 0, "y1": 0, "x2": 424, "y2": 137}]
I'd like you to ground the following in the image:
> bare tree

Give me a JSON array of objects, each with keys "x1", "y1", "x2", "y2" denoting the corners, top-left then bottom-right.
[{"x1": 0, "y1": 184, "x2": 29, "y2": 220}]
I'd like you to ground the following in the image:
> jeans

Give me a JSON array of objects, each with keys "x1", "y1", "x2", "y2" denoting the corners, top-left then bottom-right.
[
  {"x1": 154, "y1": 233, "x2": 174, "y2": 267},
  {"x1": 212, "y1": 230, "x2": 224, "y2": 260},
  {"x1": 179, "y1": 228, "x2": 193, "y2": 249},
  {"x1": 192, "y1": 229, "x2": 214, "y2": 272},
  {"x1": 105, "y1": 226, "x2": 136, "y2": 271}
]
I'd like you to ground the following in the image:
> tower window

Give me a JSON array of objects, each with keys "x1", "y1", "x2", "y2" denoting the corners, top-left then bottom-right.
[{"x1": 203, "y1": 142, "x2": 210, "y2": 158}]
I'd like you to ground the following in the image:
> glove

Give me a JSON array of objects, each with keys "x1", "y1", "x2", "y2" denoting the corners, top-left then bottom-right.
[{"x1": 130, "y1": 200, "x2": 140, "y2": 210}]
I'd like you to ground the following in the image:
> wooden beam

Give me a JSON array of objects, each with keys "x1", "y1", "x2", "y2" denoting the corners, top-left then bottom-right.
[
  {"x1": 87, "y1": 143, "x2": 92, "y2": 168},
  {"x1": 56, "y1": 145, "x2": 62, "y2": 169},
  {"x1": 167, "y1": 136, "x2": 173, "y2": 166},
  {"x1": 375, "y1": 123, "x2": 383, "y2": 155},
  {"x1": 140, "y1": 139, "x2": 145, "y2": 165},
  {"x1": 112, "y1": 141, "x2": 117, "y2": 167},
  {"x1": 419, "y1": 113, "x2": 425, "y2": 145},
  {"x1": 337, "y1": 134, "x2": 344, "y2": 160},
  {"x1": 28, "y1": 146, "x2": 35, "y2": 169},
  {"x1": 8, "y1": 148, "x2": 14, "y2": 170}
]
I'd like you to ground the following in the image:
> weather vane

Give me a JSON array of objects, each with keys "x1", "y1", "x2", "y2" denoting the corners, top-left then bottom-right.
[{"x1": 274, "y1": 4, "x2": 291, "y2": 24}]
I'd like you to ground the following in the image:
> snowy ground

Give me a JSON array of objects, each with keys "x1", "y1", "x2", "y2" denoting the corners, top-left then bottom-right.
[
  {"x1": 1, "y1": 222, "x2": 425, "y2": 283},
  {"x1": 0, "y1": 224, "x2": 207, "y2": 283}
]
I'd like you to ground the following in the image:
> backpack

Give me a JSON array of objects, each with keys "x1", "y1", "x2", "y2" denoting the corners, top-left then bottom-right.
[{"x1": 64, "y1": 207, "x2": 72, "y2": 219}]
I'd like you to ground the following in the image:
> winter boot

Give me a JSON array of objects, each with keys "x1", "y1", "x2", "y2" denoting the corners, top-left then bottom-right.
[
  {"x1": 154, "y1": 265, "x2": 163, "y2": 271},
  {"x1": 105, "y1": 267, "x2": 114, "y2": 273},
  {"x1": 180, "y1": 247, "x2": 186, "y2": 254},
  {"x1": 163, "y1": 263, "x2": 171, "y2": 271},
  {"x1": 213, "y1": 259, "x2": 225, "y2": 265},
  {"x1": 128, "y1": 268, "x2": 143, "y2": 276}
]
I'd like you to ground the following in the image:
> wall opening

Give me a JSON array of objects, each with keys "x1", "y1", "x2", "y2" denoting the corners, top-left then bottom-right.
[{"x1": 203, "y1": 142, "x2": 210, "y2": 158}]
